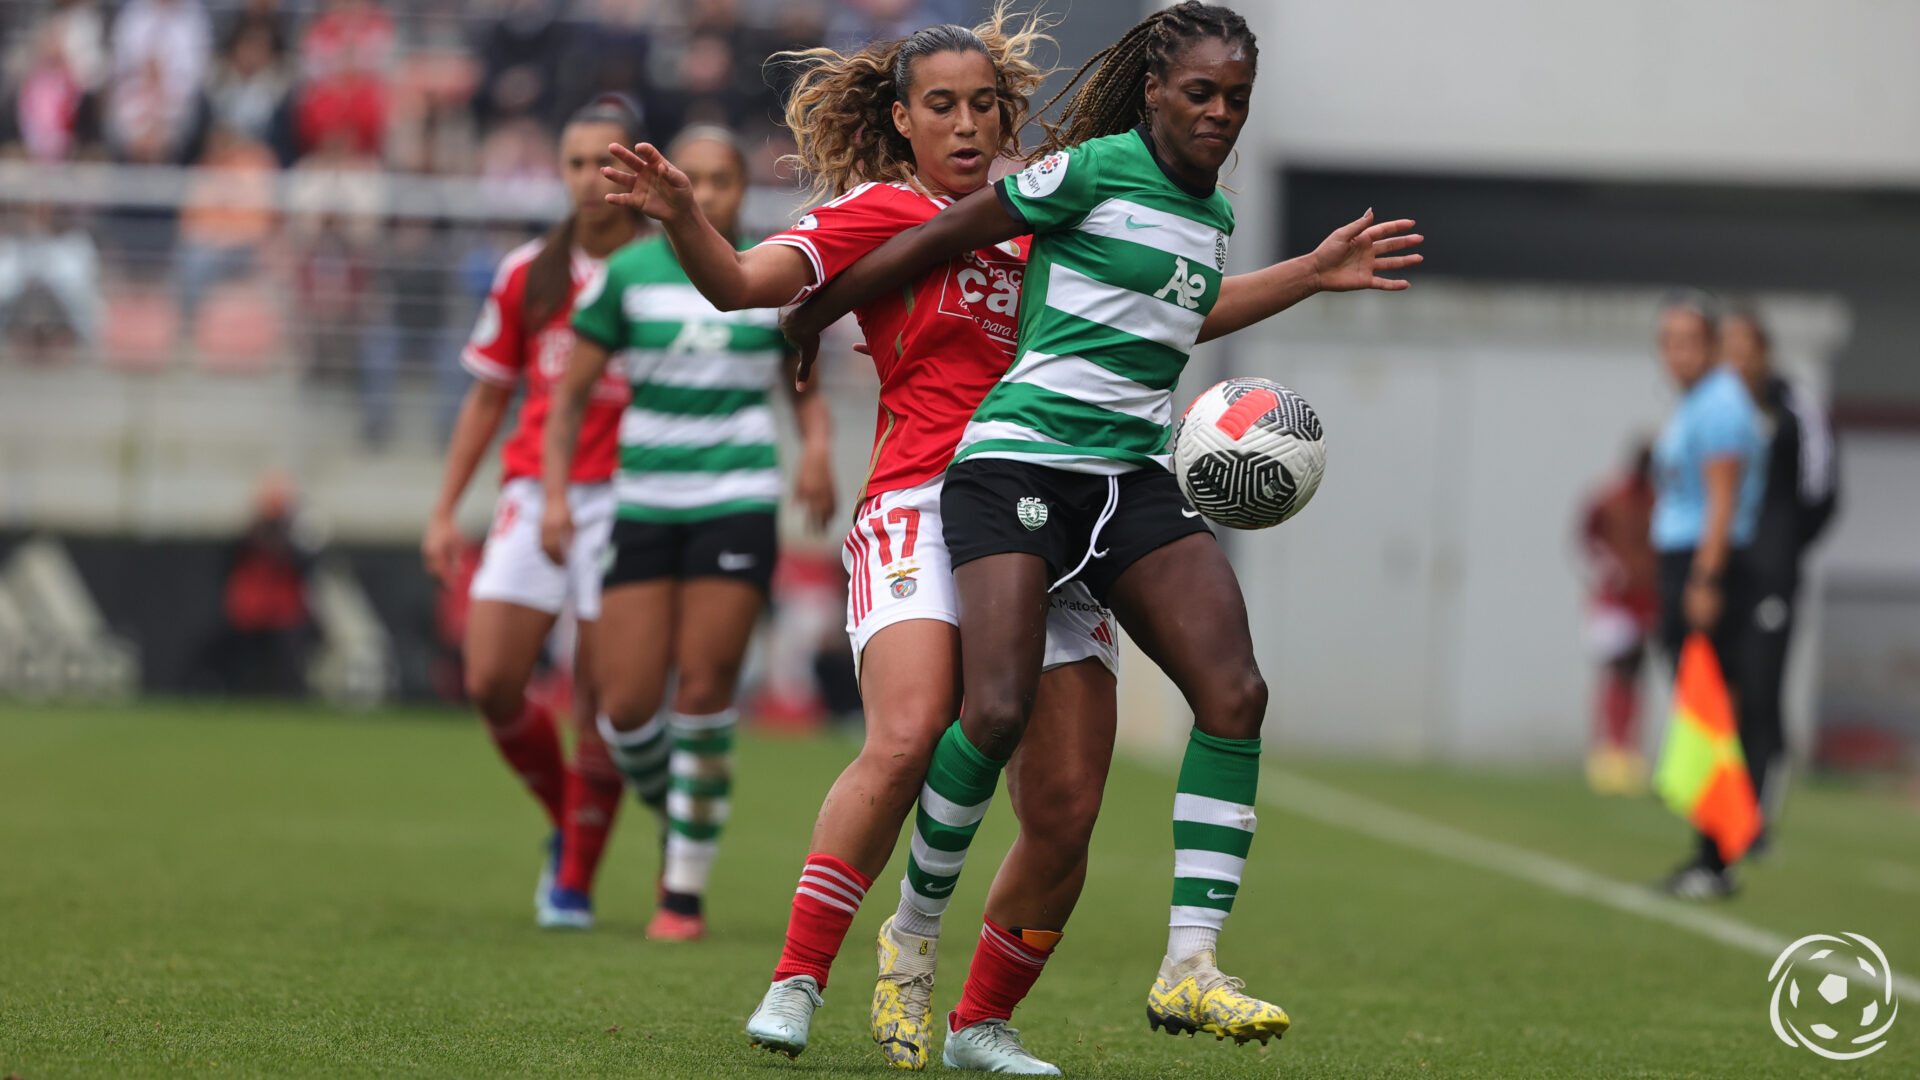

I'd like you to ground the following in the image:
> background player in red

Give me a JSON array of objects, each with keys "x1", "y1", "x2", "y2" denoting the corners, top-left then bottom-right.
[
  {"x1": 1578, "y1": 440, "x2": 1659, "y2": 794},
  {"x1": 420, "y1": 95, "x2": 643, "y2": 930},
  {"x1": 606, "y1": 10, "x2": 1121, "y2": 1070}
]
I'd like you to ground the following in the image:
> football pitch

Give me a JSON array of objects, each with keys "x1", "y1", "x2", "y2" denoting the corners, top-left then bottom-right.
[{"x1": 3, "y1": 703, "x2": 1917, "y2": 1079}]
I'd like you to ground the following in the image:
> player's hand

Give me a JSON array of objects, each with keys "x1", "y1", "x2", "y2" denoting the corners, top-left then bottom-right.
[
  {"x1": 422, "y1": 512, "x2": 463, "y2": 583},
  {"x1": 538, "y1": 498, "x2": 574, "y2": 566},
  {"x1": 603, "y1": 142, "x2": 694, "y2": 223},
  {"x1": 1311, "y1": 209, "x2": 1423, "y2": 293},
  {"x1": 1684, "y1": 578, "x2": 1723, "y2": 633},
  {"x1": 794, "y1": 448, "x2": 838, "y2": 533},
  {"x1": 783, "y1": 306, "x2": 825, "y2": 390}
]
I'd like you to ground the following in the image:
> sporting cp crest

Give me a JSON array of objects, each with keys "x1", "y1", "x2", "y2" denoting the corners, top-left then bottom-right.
[
  {"x1": 887, "y1": 564, "x2": 919, "y2": 599},
  {"x1": 1016, "y1": 497, "x2": 1048, "y2": 530}
]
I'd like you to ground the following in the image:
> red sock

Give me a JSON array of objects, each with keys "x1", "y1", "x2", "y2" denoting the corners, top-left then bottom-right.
[
  {"x1": 1600, "y1": 671, "x2": 1638, "y2": 748},
  {"x1": 486, "y1": 699, "x2": 565, "y2": 828},
  {"x1": 556, "y1": 731, "x2": 623, "y2": 893},
  {"x1": 771, "y1": 853, "x2": 872, "y2": 988},
  {"x1": 951, "y1": 918, "x2": 1057, "y2": 1032}
]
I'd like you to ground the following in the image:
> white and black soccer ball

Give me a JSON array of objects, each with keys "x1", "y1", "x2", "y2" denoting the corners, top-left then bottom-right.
[{"x1": 1170, "y1": 377, "x2": 1326, "y2": 529}]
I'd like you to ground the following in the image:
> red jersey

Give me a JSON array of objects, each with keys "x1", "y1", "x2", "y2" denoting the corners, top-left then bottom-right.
[
  {"x1": 461, "y1": 238, "x2": 628, "y2": 484},
  {"x1": 764, "y1": 182, "x2": 1028, "y2": 499}
]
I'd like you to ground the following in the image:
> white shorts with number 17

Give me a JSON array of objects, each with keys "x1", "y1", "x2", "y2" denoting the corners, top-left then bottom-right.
[
  {"x1": 843, "y1": 477, "x2": 1119, "y2": 677},
  {"x1": 469, "y1": 478, "x2": 616, "y2": 620}
]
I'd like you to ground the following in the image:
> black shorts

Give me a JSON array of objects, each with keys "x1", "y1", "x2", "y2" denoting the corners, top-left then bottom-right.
[
  {"x1": 603, "y1": 512, "x2": 778, "y2": 592},
  {"x1": 941, "y1": 458, "x2": 1212, "y2": 604}
]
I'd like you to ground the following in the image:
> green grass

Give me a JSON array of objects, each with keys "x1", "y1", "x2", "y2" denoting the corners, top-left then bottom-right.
[{"x1": 2, "y1": 702, "x2": 1917, "y2": 1079}]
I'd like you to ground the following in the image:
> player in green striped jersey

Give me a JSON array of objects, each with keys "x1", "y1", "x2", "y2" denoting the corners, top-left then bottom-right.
[
  {"x1": 543, "y1": 127, "x2": 837, "y2": 943},
  {"x1": 784, "y1": 1, "x2": 1423, "y2": 1050}
]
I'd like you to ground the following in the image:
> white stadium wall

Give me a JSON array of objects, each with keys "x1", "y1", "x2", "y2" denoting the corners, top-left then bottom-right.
[{"x1": 1227, "y1": 0, "x2": 1920, "y2": 187}]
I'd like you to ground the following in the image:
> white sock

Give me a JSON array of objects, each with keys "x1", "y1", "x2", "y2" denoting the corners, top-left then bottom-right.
[
  {"x1": 893, "y1": 879, "x2": 943, "y2": 939},
  {"x1": 1167, "y1": 925, "x2": 1218, "y2": 963}
]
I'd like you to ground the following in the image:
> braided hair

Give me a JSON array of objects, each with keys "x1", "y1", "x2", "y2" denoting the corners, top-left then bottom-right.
[
  {"x1": 1036, "y1": 2, "x2": 1257, "y2": 156},
  {"x1": 775, "y1": 3, "x2": 1054, "y2": 203}
]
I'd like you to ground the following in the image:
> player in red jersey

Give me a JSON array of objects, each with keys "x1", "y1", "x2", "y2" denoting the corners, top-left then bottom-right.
[
  {"x1": 605, "y1": 10, "x2": 1115, "y2": 1070},
  {"x1": 421, "y1": 96, "x2": 644, "y2": 930}
]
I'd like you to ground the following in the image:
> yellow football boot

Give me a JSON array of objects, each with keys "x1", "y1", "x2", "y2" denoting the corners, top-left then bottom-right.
[
  {"x1": 871, "y1": 915, "x2": 937, "y2": 1069},
  {"x1": 1146, "y1": 949, "x2": 1291, "y2": 1045}
]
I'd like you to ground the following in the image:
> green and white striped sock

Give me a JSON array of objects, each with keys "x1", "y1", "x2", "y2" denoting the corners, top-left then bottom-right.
[
  {"x1": 662, "y1": 709, "x2": 736, "y2": 898},
  {"x1": 598, "y1": 712, "x2": 670, "y2": 809},
  {"x1": 895, "y1": 720, "x2": 1004, "y2": 936},
  {"x1": 1167, "y1": 729, "x2": 1261, "y2": 961}
]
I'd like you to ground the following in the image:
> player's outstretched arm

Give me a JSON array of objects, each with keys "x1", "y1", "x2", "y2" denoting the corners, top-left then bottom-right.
[
  {"x1": 602, "y1": 142, "x2": 812, "y2": 311},
  {"x1": 782, "y1": 184, "x2": 1024, "y2": 382},
  {"x1": 1200, "y1": 210, "x2": 1423, "y2": 344}
]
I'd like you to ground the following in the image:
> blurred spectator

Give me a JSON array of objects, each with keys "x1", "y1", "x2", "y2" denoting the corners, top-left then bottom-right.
[
  {"x1": 9, "y1": 19, "x2": 90, "y2": 161},
  {"x1": 106, "y1": 0, "x2": 211, "y2": 161},
  {"x1": 646, "y1": 30, "x2": 765, "y2": 137},
  {"x1": 207, "y1": 17, "x2": 291, "y2": 150},
  {"x1": 1578, "y1": 439, "x2": 1657, "y2": 795},
  {"x1": 287, "y1": 130, "x2": 382, "y2": 383},
  {"x1": 175, "y1": 125, "x2": 277, "y2": 333},
  {"x1": 9, "y1": 0, "x2": 108, "y2": 94},
  {"x1": 294, "y1": 0, "x2": 393, "y2": 158},
  {"x1": 825, "y1": 0, "x2": 968, "y2": 53},
  {"x1": 359, "y1": 217, "x2": 458, "y2": 448},
  {"x1": 555, "y1": 0, "x2": 652, "y2": 128},
  {"x1": 0, "y1": 202, "x2": 101, "y2": 358},
  {"x1": 386, "y1": 1, "x2": 482, "y2": 175},
  {"x1": 473, "y1": 0, "x2": 568, "y2": 132},
  {"x1": 199, "y1": 470, "x2": 319, "y2": 697},
  {"x1": 1720, "y1": 307, "x2": 1840, "y2": 850}
]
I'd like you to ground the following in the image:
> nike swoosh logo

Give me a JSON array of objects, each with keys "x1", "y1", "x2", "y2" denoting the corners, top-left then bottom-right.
[
  {"x1": 1206, "y1": 888, "x2": 1236, "y2": 900},
  {"x1": 1181, "y1": 508, "x2": 1202, "y2": 518}
]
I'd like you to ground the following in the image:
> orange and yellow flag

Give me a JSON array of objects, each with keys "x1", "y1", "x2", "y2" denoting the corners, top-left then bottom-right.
[{"x1": 1653, "y1": 634, "x2": 1763, "y2": 863}]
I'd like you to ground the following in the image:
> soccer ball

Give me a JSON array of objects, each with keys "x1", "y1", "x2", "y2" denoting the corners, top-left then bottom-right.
[{"x1": 1170, "y1": 377, "x2": 1326, "y2": 529}]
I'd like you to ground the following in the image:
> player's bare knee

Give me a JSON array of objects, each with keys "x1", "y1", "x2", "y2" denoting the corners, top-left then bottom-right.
[
  {"x1": 671, "y1": 674, "x2": 736, "y2": 716},
  {"x1": 962, "y1": 699, "x2": 1029, "y2": 760},
  {"x1": 465, "y1": 668, "x2": 525, "y2": 727},
  {"x1": 1206, "y1": 668, "x2": 1268, "y2": 741}
]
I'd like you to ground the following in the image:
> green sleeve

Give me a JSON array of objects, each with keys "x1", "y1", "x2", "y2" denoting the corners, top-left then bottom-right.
[
  {"x1": 996, "y1": 140, "x2": 1102, "y2": 233},
  {"x1": 570, "y1": 257, "x2": 627, "y2": 350}
]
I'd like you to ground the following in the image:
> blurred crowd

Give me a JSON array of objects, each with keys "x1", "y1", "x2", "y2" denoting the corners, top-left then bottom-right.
[{"x1": 0, "y1": 0, "x2": 964, "y2": 442}]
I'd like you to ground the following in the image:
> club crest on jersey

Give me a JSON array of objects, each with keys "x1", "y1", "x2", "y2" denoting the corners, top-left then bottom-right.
[
  {"x1": 1016, "y1": 151, "x2": 1069, "y2": 198},
  {"x1": 1017, "y1": 497, "x2": 1048, "y2": 530},
  {"x1": 887, "y1": 564, "x2": 919, "y2": 599}
]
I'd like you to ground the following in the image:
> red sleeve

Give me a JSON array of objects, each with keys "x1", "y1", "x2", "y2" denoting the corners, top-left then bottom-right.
[
  {"x1": 760, "y1": 184, "x2": 929, "y2": 304},
  {"x1": 461, "y1": 256, "x2": 528, "y2": 387}
]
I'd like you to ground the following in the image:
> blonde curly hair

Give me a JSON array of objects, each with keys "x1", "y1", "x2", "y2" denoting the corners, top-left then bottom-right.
[{"x1": 775, "y1": 3, "x2": 1055, "y2": 204}]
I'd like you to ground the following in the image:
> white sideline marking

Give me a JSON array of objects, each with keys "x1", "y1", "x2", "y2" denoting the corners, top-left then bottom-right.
[{"x1": 1258, "y1": 766, "x2": 1920, "y2": 1002}]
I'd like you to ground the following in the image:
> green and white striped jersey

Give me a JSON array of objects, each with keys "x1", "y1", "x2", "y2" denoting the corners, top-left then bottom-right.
[
  {"x1": 572, "y1": 235, "x2": 788, "y2": 522},
  {"x1": 956, "y1": 129, "x2": 1235, "y2": 474}
]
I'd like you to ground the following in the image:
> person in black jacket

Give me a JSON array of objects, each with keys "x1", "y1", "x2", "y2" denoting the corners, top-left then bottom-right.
[{"x1": 1720, "y1": 308, "x2": 1838, "y2": 852}]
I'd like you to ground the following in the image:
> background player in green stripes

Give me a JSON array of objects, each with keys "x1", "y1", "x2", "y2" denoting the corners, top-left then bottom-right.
[
  {"x1": 785, "y1": 1, "x2": 1423, "y2": 1049},
  {"x1": 543, "y1": 126, "x2": 837, "y2": 941}
]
